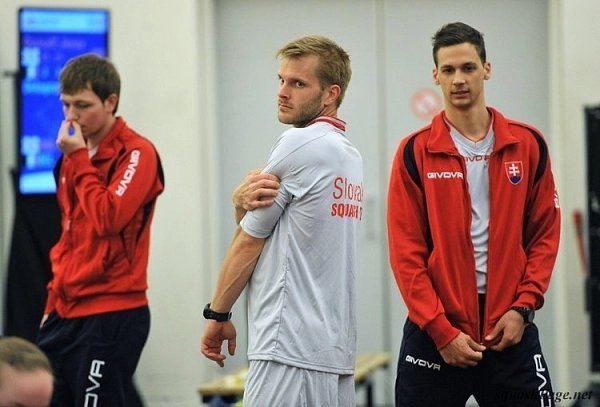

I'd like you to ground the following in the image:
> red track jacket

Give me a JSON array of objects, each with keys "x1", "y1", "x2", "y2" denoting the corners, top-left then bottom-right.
[
  {"x1": 387, "y1": 107, "x2": 560, "y2": 350},
  {"x1": 45, "y1": 117, "x2": 164, "y2": 318}
]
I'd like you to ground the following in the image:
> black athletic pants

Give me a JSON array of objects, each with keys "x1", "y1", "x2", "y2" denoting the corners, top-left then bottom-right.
[
  {"x1": 395, "y1": 318, "x2": 555, "y2": 407},
  {"x1": 37, "y1": 306, "x2": 150, "y2": 407}
]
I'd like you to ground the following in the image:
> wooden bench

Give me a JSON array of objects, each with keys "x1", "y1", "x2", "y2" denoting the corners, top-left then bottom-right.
[{"x1": 197, "y1": 352, "x2": 390, "y2": 406}]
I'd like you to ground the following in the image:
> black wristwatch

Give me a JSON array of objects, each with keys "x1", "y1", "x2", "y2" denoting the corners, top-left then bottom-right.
[
  {"x1": 511, "y1": 306, "x2": 535, "y2": 324},
  {"x1": 203, "y1": 303, "x2": 232, "y2": 322}
]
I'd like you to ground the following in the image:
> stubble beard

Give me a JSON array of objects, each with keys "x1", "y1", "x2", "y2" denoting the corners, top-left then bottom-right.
[{"x1": 279, "y1": 92, "x2": 325, "y2": 128}]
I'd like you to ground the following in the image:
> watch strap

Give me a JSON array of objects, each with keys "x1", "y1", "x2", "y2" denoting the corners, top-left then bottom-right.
[
  {"x1": 203, "y1": 303, "x2": 232, "y2": 322},
  {"x1": 510, "y1": 306, "x2": 534, "y2": 324}
]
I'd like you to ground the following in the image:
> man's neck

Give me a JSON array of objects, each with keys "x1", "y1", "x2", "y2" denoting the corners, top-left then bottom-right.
[{"x1": 444, "y1": 105, "x2": 491, "y2": 143}]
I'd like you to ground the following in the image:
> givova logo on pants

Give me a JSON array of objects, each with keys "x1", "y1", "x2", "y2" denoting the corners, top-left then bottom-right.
[
  {"x1": 85, "y1": 359, "x2": 105, "y2": 407},
  {"x1": 534, "y1": 354, "x2": 552, "y2": 407},
  {"x1": 405, "y1": 354, "x2": 441, "y2": 371}
]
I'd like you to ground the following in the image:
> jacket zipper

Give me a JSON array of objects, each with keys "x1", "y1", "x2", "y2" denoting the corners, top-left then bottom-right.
[
  {"x1": 462, "y1": 156, "x2": 484, "y2": 343},
  {"x1": 480, "y1": 151, "x2": 496, "y2": 343}
]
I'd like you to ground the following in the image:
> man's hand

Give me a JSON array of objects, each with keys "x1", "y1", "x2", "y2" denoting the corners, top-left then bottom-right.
[
  {"x1": 201, "y1": 320, "x2": 237, "y2": 367},
  {"x1": 439, "y1": 332, "x2": 486, "y2": 368},
  {"x1": 233, "y1": 169, "x2": 280, "y2": 224},
  {"x1": 56, "y1": 120, "x2": 86, "y2": 155},
  {"x1": 484, "y1": 309, "x2": 526, "y2": 351}
]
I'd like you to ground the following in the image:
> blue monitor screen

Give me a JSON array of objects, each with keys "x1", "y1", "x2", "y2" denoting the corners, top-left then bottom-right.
[{"x1": 18, "y1": 8, "x2": 109, "y2": 194}]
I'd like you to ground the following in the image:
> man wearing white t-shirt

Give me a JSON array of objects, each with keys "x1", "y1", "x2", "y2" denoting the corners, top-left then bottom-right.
[{"x1": 201, "y1": 35, "x2": 363, "y2": 406}]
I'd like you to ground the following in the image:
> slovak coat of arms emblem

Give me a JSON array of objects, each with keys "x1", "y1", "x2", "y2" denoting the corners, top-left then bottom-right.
[{"x1": 505, "y1": 161, "x2": 523, "y2": 185}]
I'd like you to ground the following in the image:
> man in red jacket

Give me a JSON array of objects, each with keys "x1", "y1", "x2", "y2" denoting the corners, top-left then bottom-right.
[
  {"x1": 387, "y1": 22, "x2": 560, "y2": 406},
  {"x1": 37, "y1": 54, "x2": 164, "y2": 406}
]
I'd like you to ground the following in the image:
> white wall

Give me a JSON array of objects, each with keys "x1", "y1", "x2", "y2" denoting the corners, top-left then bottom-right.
[{"x1": 0, "y1": 0, "x2": 597, "y2": 406}]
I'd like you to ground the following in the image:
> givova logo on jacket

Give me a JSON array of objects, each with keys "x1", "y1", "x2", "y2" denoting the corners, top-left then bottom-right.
[
  {"x1": 116, "y1": 150, "x2": 141, "y2": 196},
  {"x1": 426, "y1": 171, "x2": 464, "y2": 179}
]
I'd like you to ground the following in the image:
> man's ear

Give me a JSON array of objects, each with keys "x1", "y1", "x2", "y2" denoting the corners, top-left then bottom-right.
[
  {"x1": 105, "y1": 94, "x2": 119, "y2": 114},
  {"x1": 483, "y1": 62, "x2": 492, "y2": 80},
  {"x1": 324, "y1": 84, "x2": 341, "y2": 107},
  {"x1": 432, "y1": 68, "x2": 440, "y2": 85}
]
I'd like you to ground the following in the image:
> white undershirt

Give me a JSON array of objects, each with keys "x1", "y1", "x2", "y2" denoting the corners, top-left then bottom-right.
[{"x1": 448, "y1": 121, "x2": 495, "y2": 294}]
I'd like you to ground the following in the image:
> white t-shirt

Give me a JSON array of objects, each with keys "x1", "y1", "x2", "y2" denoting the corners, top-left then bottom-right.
[
  {"x1": 449, "y1": 122, "x2": 495, "y2": 294},
  {"x1": 241, "y1": 118, "x2": 363, "y2": 374}
]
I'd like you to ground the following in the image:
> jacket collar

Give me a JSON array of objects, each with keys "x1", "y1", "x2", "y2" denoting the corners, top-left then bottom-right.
[
  {"x1": 427, "y1": 107, "x2": 519, "y2": 153},
  {"x1": 91, "y1": 117, "x2": 127, "y2": 160}
]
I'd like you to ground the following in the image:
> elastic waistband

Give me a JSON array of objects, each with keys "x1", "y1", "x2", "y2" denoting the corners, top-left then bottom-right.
[{"x1": 55, "y1": 292, "x2": 148, "y2": 319}]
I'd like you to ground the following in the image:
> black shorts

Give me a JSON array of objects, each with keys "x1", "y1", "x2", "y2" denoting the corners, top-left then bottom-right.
[
  {"x1": 37, "y1": 306, "x2": 150, "y2": 407},
  {"x1": 395, "y1": 318, "x2": 554, "y2": 407}
]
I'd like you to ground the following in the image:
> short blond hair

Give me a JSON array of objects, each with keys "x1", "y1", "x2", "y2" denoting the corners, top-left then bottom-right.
[
  {"x1": 277, "y1": 35, "x2": 351, "y2": 107},
  {"x1": 0, "y1": 337, "x2": 52, "y2": 376}
]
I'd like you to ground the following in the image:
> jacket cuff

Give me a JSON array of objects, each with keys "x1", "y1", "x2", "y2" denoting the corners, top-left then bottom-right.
[
  {"x1": 513, "y1": 292, "x2": 540, "y2": 309},
  {"x1": 424, "y1": 313, "x2": 460, "y2": 350}
]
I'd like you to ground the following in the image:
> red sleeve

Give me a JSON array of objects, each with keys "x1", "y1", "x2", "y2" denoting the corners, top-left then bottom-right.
[
  {"x1": 68, "y1": 141, "x2": 162, "y2": 237},
  {"x1": 514, "y1": 142, "x2": 561, "y2": 310},
  {"x1": 386, "y1": 136, "x2": 459, "y2": 349}
]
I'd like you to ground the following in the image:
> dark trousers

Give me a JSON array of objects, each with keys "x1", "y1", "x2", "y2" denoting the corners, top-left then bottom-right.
[
  {"x1": 395, "y1": 319, "x2": 554, "y2": 407},
  {"x1": 37, "y1": 306, "x2": 150, "y2": 407}
]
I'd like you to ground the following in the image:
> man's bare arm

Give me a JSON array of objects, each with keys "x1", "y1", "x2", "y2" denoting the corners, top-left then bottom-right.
[
  {"x1": 210, "y1": 227, "x2": 265, "y2": 312},
  {"x1": 200, "y1": 228, "x2": 265, "y2": 367}
]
